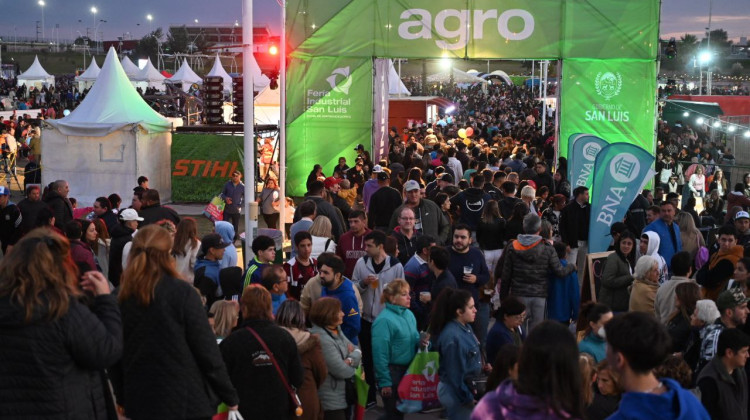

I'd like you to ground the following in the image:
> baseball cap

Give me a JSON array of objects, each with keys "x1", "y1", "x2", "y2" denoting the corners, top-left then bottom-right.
[
  {"x1": 717, "y1": 289, "x2": 750, "y2": 312},
  {"x1": 119, "y1": 208, "x2": 144, "y2": 221},
  {"x1": 736, "y1": 211, "x2": 750, "y2": 221},
  {"x1": 439, "y1": 173, "x2": 454, "y2": 183},
  {"x1": 607, "y1": 222, "x2": 628, "y2": 237},
  {"x1": 323, "y1": 177, "x2": 342, "y2": 190},
  {"x1": 0, "y1": 186, "x2": 9, "y2": 196},
  {"x1": 404, "y1": 180, "x2": 421, "y2": 192},
  {"x1": 201, "y1": 233, "x2": 230, "y2": 254},
  {"x1": 354, "y1": 144, "x2": 365, "y2": 151},
  {"x1": 376, "y1": 171, "x2": 389, "y2": 181},
  {"x1": 372, "y1": 164, "x2": 383, "y2": 173}
]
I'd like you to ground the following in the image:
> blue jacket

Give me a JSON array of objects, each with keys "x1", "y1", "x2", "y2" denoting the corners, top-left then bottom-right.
[
  {"x1": 403, "y1": 255, "x2": 432, "y2": 329},
  {"x1": 243, "y1": 257, "x2": 270, "y2": 289},
  {"x1": 215, "y1": 221, "x2": 238, "y2": 269},
  {"x1": 436, "y1": 320, "x2": 482, "y2": 405},
  {"x1": 643, "y1": 219, "x2": 682, "y2": 271},
  {"x1": 486, "y1": 322, "x2": 523, "y2": 363},
  {"x1": 578, "y1": 332, "x2": 606, "y2": 362},
  {"x1": 546, "y1": 259, "x2": 580, "y2": 323},
  {"x1": 371, "y1": 303, "x2": 419, "y2": 388},
  {"x1": 608, "y1": 378, "x2": 709, "y2": 420},
  {"x1": 220, "y1": 180, "x2": 245, "y2": 214},
  {"x1": 446, "y1": 247, "x2": 490, "y2": 303},
  {"x1": 322, "y1": 278, "x2": 361, "y2": 345},
  {"x1": 271, "y1": 292, "x2": 287, "y2": 315},
  {"x1": 194, "y1": 258, "x2": 221, "y2": 290}
]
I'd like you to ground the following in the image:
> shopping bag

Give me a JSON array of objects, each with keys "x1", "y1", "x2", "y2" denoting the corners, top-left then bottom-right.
[
  {"x1": 212, "y1": 403, "x2": 244, "y2": 420},
  {"x1": 353, "y1": 365, "x2": 369, "y2": 420},
  {"x1": 397, "y1": 350, "x2": 440, "y2": 413},
  {"x1": 203, "y1": 195, "x2": 225, "y2": 222}
]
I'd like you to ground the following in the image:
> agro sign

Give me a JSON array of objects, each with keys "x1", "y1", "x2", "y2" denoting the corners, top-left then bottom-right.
[{"x1": 398, "y1": 8, "x2": 535, "y2": 50}]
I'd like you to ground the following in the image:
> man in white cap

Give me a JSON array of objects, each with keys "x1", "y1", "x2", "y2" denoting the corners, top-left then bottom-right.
[
  {"x1": 389, "y1": 180, "x2": 450, "y2": 245},
  {"x1": 108, "y1": 208, "x2": 144, "y2": 287},
  {"x1": 735, "y1": 211, "x2": 750, "y2": 248},
  {"x1": 362, "y1": 164, "x2": 384, "y2": 211}
]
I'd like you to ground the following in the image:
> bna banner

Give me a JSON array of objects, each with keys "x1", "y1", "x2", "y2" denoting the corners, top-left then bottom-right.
[
  {"x1": 568, "y1": 134, "x2": 609, "y2": 192},
  {"x1": 588, "y1": 143, "x2": 655, "y2": 253}
]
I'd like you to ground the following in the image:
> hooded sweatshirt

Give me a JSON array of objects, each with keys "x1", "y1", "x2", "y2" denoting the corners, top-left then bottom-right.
[
  {"x1": 194, "y1": 258, "x2": 222, "y2": 295},
  {"x1": 214, "y1": 221, "x2": 238, "y2": 269},
  {"x1": 607, "y1": 378, "x2": 710, "y2": 420},
  {"x1": 352, "y1": 255, "x2": 404, "y2": 322},
  {"x1": 501, "y1": 234, "x2": 574, "y2": 298},
  {"x1": 472, "y1": 379, "x2": 579, "y2": 420},
  {"x1": 449, "y1": 187, "x2": 493, "y2": 231},
  {"x1": 641, "y1": 231, "x2": 668, "y2": 285}
]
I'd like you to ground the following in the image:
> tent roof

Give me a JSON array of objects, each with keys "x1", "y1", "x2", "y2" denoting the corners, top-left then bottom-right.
[
  {"x1": 135, "y1": 59, "x2": 166, "y2": 82},
  {"x1": 166, "y1": 59, "x2": 202, "y2": 85},
  {"x1": 489, "y1": 70, "x2": 512, "y2": 84},
  {"x1": 248, "y1": 54, "x2": 270, "y2": 91},
  {"x1": 120, "y1": 56, "x2": 140, "y2": 78},
  {"x1": 388, "y1": 60, "x2": 410, "y2": 96},
  {"x1": 427, "y1": 68, "x2": 488, "y2": 84},
  {"x1": 206, "y1": 55, "x2": 233, "y2": 92},
  {"x1": 254, "y1": 85, "x2": 280, "y2": 107},
  {"x1": 75, "y1": 58, "x2": 100, "y2": 82},
  {"x1": 18, "y1": 55, "x2": 53, "y2": 80},
  {"x1": 47, "y1": 47, "x2": 172, "y2": 136}
]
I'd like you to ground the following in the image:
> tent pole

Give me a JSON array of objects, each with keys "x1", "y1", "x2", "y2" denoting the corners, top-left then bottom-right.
[
  {"x1": 279, "y1": 0, "x2": 287, "y2": 242},
  {"x1": 542, "y1": 60, "x2": 548, "y2": 135},
  {"x1": 242, "y1": 0, "x2": 258, "y2": 250}
]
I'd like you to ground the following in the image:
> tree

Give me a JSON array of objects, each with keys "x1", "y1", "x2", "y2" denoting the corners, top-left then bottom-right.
[
  {"x1": 134, "y1": 28, "x2": 163, "y2": 64},
  {"x1": 166, "y1": 26, "x2": 189, "y2": 54}
]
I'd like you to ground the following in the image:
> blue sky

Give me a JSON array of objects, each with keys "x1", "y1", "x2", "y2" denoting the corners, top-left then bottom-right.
[{"x1": 1, "y1": 0, "x2": 747, "y2": 43}]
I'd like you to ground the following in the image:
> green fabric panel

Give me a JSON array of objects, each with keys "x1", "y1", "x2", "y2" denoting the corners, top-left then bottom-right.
[{"x1": 171, "y1": 134, "x2": 244, "y2": 202}]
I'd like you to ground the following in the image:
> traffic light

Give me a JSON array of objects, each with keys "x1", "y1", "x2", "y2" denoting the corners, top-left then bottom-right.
[
  {"x1": 268, "y1": 45, "x2": 278, "y2": 55},
  {"x1": 203, "y1": 76, "x2": 224, "y2": 125},
  {"x1": 232, "y1": 76, "x2": 244, "y2": 123},
  {"x1": 665, "y1": 37, "x2": 677, "y2": 59}
]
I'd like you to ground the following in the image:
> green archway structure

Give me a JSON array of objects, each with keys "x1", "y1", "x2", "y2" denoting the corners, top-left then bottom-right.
[{"x1": 286, "y1": 0, "x2": 660, "y2": 196}]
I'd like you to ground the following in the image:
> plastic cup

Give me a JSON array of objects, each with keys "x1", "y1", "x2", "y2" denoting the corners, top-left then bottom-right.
[
  {"x1": 370, "y1": 278, "x2": 379, "y2": 289},
  {"x1": 463, "y1": 265, "x2": 473, "y2": 275},
  {"x1": 420, "y1": 291, "x2": 431, "y2": 300}
]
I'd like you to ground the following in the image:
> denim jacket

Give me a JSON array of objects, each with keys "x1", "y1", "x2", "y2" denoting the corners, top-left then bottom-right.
[{"x1": 436, "y1": 320, "x2": 482, "y2": 404}]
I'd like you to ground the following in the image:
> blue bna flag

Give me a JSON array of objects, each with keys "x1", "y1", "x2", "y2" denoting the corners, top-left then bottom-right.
[
  {"x1": 568, "y1": 134, "x2": 609, "y2": 194},
  {"x1": 588, "y1": 143, "x2": 656, "y2": 253}
]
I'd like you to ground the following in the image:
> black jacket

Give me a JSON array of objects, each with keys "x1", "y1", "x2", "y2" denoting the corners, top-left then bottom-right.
[
  {"x1": 220, "y1": 319, "x2": 304, "y2": 420},
  {"x1": 560, "y1": 200, "x2": 591, "y2": 248},
  {"x1": 293, "y1": 196, "x2": 345, "y2": 241},
  {"x1": 43, "y1": 191, "x2": 73, "y2": 230},
  {"x1": 112, "y1": 276, "x2": 238, "y2": 419},
  {"x1": 138, "y1": 204, "x2": 180, "y2": 227},
  {"x1": 108, "y1": 224, "x2": 134, "y2": 287},
  {"x1": 368, "y1": 186, "x2": 403, "y2": 229},
  {"x1": 0, "y1": 294, "x2": 122, "y2": 419},
  {"x1": 16, "y1": 198, "x2": 46, "y2": 234}
]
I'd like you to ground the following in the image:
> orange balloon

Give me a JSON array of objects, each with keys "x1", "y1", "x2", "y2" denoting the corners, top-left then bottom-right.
[{"x1": 466, "y1": 127, "x2": 474, "y2": 137}]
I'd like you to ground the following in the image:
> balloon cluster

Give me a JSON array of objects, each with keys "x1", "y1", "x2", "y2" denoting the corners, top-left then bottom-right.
[{"x1": 457, "y1": 127, "x2": 474, "y2": 139}]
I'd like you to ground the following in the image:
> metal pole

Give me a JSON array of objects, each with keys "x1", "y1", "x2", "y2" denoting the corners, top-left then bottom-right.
[
  {"x1": 398, "y1": 58, "x2": 403, "y2": 98},
  {"x1": 531, "y1": 60, "x2": 535, "y2": 89},
  {"x1": 699, "y1": 65, "x2": 702, "y2": 95},
  {"x1": 706, "y1": 0, "x2": 713, "y2": 95},
  {"x1": 542, "y1": 61, "x2": 548, "y2": 135},
  {"x1": 242, "y1": 0, "x2": 258, "y2": 247},
  {"x1": 279, "y1": 0, "x2": 287, "y2": 241},
  {"x1": 539, "y1": 60, "x2": 543, "y2": 98}
]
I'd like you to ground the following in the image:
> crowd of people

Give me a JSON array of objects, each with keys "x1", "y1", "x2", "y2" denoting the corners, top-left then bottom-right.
[{"x1": 2, "y1": 77, "x2": 750, "y2": 420}]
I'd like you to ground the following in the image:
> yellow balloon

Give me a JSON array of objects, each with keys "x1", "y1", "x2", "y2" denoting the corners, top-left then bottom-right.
[{"x1": 458, "y1": 128, "x2": 467, "y2": 139}]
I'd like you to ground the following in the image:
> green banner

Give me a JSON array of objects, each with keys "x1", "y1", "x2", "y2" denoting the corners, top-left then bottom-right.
[
  {"x1": 286, "y1": 57, "x2": 374, "y2": 197},
  {"x1": 559, "y1": 59, "x2": 657, "y2": 159},
  {"x1": 171, "y1": 134, "x2": 244, "y2": 202},
  {"x1": 288, "y1": 0, "x2": 658, "y2": 60}
]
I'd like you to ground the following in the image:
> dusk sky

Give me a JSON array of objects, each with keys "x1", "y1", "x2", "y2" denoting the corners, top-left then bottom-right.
[{"x1": 1, "y1": 0, "x2": 747, "y2": 44}]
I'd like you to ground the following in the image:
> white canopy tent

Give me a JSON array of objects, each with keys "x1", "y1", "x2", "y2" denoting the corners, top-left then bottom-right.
[
  {"x1": 254, "y1": 85, "x2": 280, "y2": 125},
  {"x1": 166, "y1": 59, "x2": 202, "y2": 92},
  {"x1": 75, "y1": 58, "x2": 100, "y2": 92},
  {"x1": 427, "y1": 68, "x2": 488, "y2": 84},
  {"x1": 17, "y1": 56, "x2": 55, "y2": 88},
  {"x1": 45, "y1": 47, "x2": 173, "y2": 207},
  {"x1": 388, "y1": 60, "x2": 410, "y2": 96},
  {"x1": 206, "y1": 55, "x2": 234, "y2": 93},
  {"x1": 489, "y1": 70, "x2": 512, "y2": 85},
  {"x1": 134, "y1": 58, "x2": 167, "y2": 91},
  {"x1": 206, "y1": 54, "x2": 269, "y2": 93},
  {"x1": 120, "y1": 56, "x2": 141, "y2": 79}
]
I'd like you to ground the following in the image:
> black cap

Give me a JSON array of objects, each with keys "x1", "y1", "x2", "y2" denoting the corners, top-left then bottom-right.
[
  {"x1": 377, "y1": 171, "x2": 389, "y2": 181},
  {"x1": 354, "y1": 144, "x2": 365, "y2": 151},
  {"x1": 201, "y1": 233, "x2": 230, "y2": 254},
  {"x1": 607, "y1": 222, "x2": 627, "y2": 236}
]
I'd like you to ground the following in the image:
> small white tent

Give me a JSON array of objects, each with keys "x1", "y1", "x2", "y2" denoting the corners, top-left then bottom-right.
[
  {"x1": 134, "y1": 58, "x2": 166, "y2": 91},
  {"x1": 166, "y1": 59, "x2": 202, "y2": 92},
  {"x1": 120, "y1": 56, "x2": 141, "y2": 79},
  {"x1": 206, "y1": 55, "x2": 234, "y2": 93},
  {"x1": 254, "y1": 86, "x2": 280, "y2": 125},
  {"x1": 45, "y1": 47, "x2": 173, "y2": 207},
  {"x1": 17, "y1": 56, "x2": 55, "y2": 88},
  {"x1": 248, "y1": 54, "x2": 270, "y2": 91},
  {"x1": 75, "y1": 58, "x2": 100, "y2": 92},
  {"x1": 489, "y1": 70, "x2": 512, "y2": 85},
  {"x1": 388, "y1": 60, "x2": 410, "y2": 96}
]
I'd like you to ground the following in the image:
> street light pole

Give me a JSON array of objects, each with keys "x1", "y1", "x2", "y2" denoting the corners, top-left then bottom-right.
[
  {"x1": 90, "y1": 7, "x2": 97, "y2": 52},
  {"x1": 242, "y1": 0, "x2": 258, "y2": 245},
  {"x1": 706, "y1": 0, "x2": 713, "y2": 95},
  {"x1": 38, "y1": 0, "x2": 45, "y2": 41}
]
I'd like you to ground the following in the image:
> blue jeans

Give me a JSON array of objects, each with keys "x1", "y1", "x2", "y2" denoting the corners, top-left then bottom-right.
[{"x1": 438, "y1": 382, "x2": 473, "y2": 420}]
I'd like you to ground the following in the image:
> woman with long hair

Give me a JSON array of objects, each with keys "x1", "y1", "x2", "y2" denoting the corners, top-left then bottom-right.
[
  {"x1": 430, "y1": 288, "x2": 482, "y2": 420},
  {"x1": 577, "y1": 302, "x2": 613, "y2": 362},
  {"x1": 434, "y1": 192, "x2": 453, "y2": 225},
  {"x1": 473, "y1": 321, "x2": 585, "y2": 420},
  {"x1": 220, "y1": 285, "x2": 304, "y2": 419},
  {"x1": 675, "y1": 211, "x2": 705, "y2": 264},
  {"x1": 688, "y1": 165, "x2": 706, "y2": 199},
  {"x1": 309, "y1": 215, "x2": 337, "y2": 259},
  {"x1": 709, "y1": 169, "x2": 728, "y2": 199},
  {"x1": 65, "y1": 220, "x2": 98, "y2": 272},
  {"x1": 112, "y1": 225, "x2": 239, "y2": 420},
  {"x1": 276, "y1": 300, "x2": 328, "y2": 420},
  {"x1": 172, "y1": 217, "x2": 201, "y2": 283},
  {"x1": 666, "y1": 282, "x2": 701, "y2": 354},
  {"x1": 0, "y1": 229, "x2": 121, "y2": 418},
  {"x1": 91, "y1": 218, "x2": 111, "y2": 278},
  {"x1": 259, "y1": 178, "x2": 281, "y2": 230},
  {"x1": 599, "y1": 230, "x2": 636, "y2": 312},
  {"x1": 477, "y1": 200, "x2": 506, "y2": 275},
  {"x1": 209, "y1": 299, "x2": 239, "y2": 342},
  {"x1": 701, "y1": 189, "x2": 725, "y2": 224},
  {"x1": 586, "y1": 361, "x2": 623, "y2": 420}
]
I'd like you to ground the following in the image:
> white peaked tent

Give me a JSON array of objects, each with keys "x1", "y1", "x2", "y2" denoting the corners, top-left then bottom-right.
[
  {"x1": 166, "y1": 59, "x2": 202, "y2": 92},
  {"x1": 206, "y1": 55, "x2": 234, "y2": 93},
  {"x1": 75, "y1": 58, "x2": 100, "y2": 92},
  {"x1": 248, "y1": 54, "x2": 270, "y2": 91},
  {"x1": 254, "y1": 85, "x2": 280, "y2": 125},
  {"x1": 120, "y1": 56, "x2": 141, "y2": 79},
  {"x1": 388, "y1": 60, "x2": 410, "y2": 96},
  {"x1": 17, "y1": 56, "x2": 55, "y2": 88},
  {"x1": 44, "y1": 47, "x2": 173, "y2": 207},
  {"x1": 134, "y1": 58, "x2": 167, "y2": 91}
]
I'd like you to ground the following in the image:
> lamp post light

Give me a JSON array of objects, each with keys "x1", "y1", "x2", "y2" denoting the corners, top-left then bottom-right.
[
  {"x1": 146, "y1": 14, "x2": 153, "y2": 34},
  {"x1": 698, "y1": 51, "x2": 711, "y2": 95},
  {"x1": 90, "y1": 6, "x2": 97, "y2": 49},
  {"x1": 38, "y1": 0, "x2": 46, "y2": 41}
]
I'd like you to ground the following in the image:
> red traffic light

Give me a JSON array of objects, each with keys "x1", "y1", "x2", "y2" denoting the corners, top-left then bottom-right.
[{"x1": 269, "y1": 45, "x2": 278, "y2": 55}]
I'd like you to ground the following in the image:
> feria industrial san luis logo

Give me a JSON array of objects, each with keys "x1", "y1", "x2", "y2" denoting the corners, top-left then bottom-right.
[{"x1": 305, "y1": 67, "x2": 352, "y2": 118}]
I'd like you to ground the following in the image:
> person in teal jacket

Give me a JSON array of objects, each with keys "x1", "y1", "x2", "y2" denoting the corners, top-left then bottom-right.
[{"x1": 372, "y1": 279, "x2": 426, "y2": 420}]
